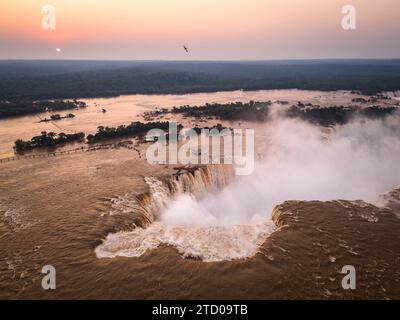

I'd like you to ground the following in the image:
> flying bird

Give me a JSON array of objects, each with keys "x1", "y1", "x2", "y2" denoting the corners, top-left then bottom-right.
[{"x1": 183, "y1": 45, "x2": 189, "y2": 53}]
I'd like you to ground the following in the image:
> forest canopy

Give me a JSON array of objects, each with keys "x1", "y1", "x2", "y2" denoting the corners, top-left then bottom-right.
[{"x1": 1, "y1": 60, "x2": 400, "y2": 104}]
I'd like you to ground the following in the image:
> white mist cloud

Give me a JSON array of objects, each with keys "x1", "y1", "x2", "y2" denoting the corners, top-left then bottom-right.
[
  {"x1": 97, "y1": 113, "x2": 400, "y2": 262},
  {"x1": 160, "y1": 114, "x2": 400, "y2": 226}
]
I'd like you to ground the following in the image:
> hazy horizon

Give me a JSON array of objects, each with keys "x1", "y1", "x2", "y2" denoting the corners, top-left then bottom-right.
[{"x1": 1, "y1": 0, "x2": 399, "y2": 60}]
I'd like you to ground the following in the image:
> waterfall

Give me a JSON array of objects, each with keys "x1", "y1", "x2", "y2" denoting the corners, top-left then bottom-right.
[
  {"x1": 138, "y1": 164, "x2": 235, "y2": 224},
  {"x1": 96, "y1": 163, "x2": 275, "y2": 262}
]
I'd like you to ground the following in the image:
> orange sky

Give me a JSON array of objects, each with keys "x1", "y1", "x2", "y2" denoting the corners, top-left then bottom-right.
[{"x1": 0, "y1": 0, "x2": 399, "y2": 59}]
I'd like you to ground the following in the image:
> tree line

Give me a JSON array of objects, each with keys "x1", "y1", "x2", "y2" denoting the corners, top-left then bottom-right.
[{"x1": 0, "y1": 99, "x2": 86, "y2": 119}]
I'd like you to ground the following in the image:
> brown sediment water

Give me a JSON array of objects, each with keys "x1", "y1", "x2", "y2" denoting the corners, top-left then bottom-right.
[
  {"x1": 0, "y1": 90, "x2": 399, "y2": 299},
  {"x1": 1, "y1": 89, "x2": 394, "y2": 158}
]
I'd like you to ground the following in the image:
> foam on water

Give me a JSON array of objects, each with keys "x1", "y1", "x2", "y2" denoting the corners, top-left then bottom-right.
[
  {"x1": 95, "y1": 220, "x2": 275, "y2": 262},
  {"x1": 0, "y1": 199, "x2": 37, "y2": 232},
  {"x1": 95, "y1": 165, "x2": 276, "y2": 262}
]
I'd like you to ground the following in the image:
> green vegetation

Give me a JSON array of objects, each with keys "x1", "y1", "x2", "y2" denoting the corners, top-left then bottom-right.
[
  {"x1": 86, "y1": 121, "x2": 178, "y2": 143},
  {"x1": 168, "y1": 101, "x2": 398, "y2": 126},
  {"x1": 1, "y1": 60, "x2": 400, "y2": 109},
  {"x1": 172, "y1": 101, "x2": 271, "y2": 121},
  {"x1": 0, "y1": 99, "x2": 86, "y2": 119},
  {"x1": 40, "y1": 113, "x2": 75, "y2": 122},
  {"x1": 287, "y1": 105, "x2": 397, "y2": 126},
  {"x1": 192, "y1": 124, "x2": 229, "y2": 134},
  {"x1": 14, "y1": 131, "x2": 85, "y2": 153}
]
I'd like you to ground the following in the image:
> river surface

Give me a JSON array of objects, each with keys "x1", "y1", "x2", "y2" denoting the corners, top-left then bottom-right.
[
  {"x1": 0, "y1": 89, "x2": 399, "y2": 299},
  {"x1": 0, "y1": 89, "x2": 378, "y2": 158}
]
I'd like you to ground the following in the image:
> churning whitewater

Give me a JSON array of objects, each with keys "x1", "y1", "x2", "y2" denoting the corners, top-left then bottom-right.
[
  {"x1": 95, "y1": 220, "x2": 275, "y2": 262},
  {"x1": 95, "y1": 165, "x2": 277, "y2": 262}
]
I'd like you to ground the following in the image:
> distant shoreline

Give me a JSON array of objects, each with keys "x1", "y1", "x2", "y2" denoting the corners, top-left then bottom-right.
[{"x1": 1, "y1": 60, "x2": 400, "y2": 103}]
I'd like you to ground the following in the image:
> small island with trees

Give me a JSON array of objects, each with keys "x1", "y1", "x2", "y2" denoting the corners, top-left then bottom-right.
[
  {"x1": 170, "y1": 101, "x2": 272, "y2": 121},
  {"x1": 143, "y1": 100, "x2": 398, "y2": 127},
  {"x1": 14, "y1": 131, "x2": 86, "y2": 153},
  {"x1": 286, "y1": 105, "x2": 397, "y2": 126},
  {"x1": 39, "y1": 113, "x2": 75, "y2": 122},
  {"x1": 86, "y1": 121, "x2": 175, "y2": 143}
]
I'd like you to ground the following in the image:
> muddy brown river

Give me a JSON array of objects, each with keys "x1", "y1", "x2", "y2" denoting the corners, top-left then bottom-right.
[{"x1": 0, "y1": 90, "x2": 399, "y2": 299}]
